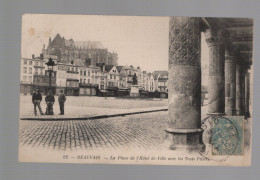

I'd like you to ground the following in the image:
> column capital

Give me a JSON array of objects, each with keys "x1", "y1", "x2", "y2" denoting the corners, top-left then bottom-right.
[{"x1": 205, "y1": 28, "x2": 229, "y2": 47}]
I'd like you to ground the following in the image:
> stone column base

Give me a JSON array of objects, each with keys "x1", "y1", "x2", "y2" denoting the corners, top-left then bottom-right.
[{"x1": 165, "y1": 128, "x2": 205, "y2": 152}]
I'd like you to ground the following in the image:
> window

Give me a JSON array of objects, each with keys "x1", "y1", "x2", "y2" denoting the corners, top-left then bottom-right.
[
  {"x1": 80, "y1": 70, "x2": 82, "y2": 75},
  {"x1": 29, "y1": 67, "x2": 32, "y2": 74},
  {"x1": 23, "y1": 76, "x2": 26, "y2": 82},
  {"x1": 28, "y1": 76, "x2": 32, "y2": 82},
  {"x1": 29, "y1": 61, "x2": 32, "y2": 65},
  {"x1": 88, "y1": 79, "x2": 90, "y2": 84},
  {"x1": 114, "y1": 75, "x2": 116, "y2": 79},
  {"x1": 80, "y1": 78, "x2": 82, "y2": 83},
  {"x1": 40, "y1": 69, "x2": 43, "y2": 75},
  {"x1": 23, "y1": 59, "x2": 27, "y2": 64},
  {"x1": 88, "y1": 71, "x2": 90, "y2": 76},
  {"x1": 110, "y1": 74, "x2": 112, "y2": 79},
  {"x1": 23, "y1": 67, "x2": 27, "y2": 73},
  {"x1": 84, "y1": 71, "x2": 86, "y2": 76},
  {"x1": 108, "y1": 82, "x2": 113, "y2": 87},
  {"x1": 76, "y1": 68, "x2": 78, "y2": 72}
]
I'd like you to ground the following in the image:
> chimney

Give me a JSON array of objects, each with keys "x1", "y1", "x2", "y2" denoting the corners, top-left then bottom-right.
[{"x1": 32, "y1": 54, "x2": 35, "y2": 59}]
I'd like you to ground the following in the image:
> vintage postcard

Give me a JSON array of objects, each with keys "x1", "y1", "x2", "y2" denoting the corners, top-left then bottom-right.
[{"x1": 19, "y1": 14, "x2": 253, "y2": 166}]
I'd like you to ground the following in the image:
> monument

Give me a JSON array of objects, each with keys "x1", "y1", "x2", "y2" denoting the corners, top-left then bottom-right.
[{"x1": 130, "y1": 73, "x2": 139, "y2": 97}]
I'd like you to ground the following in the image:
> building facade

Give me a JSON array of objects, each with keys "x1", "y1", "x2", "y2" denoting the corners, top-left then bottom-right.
[
  {"x1": 79, "y1": 65, "x2": 101, "y2": 96},
  {"x1": 56, "y1": 63, "x2": 80, "y2": 95},
  {"x1": 20, "y1": 54, "x2": 58, "y2": 95},
  {"x1": 153, "y1": 71, "x2": 168, "y2": 92}
]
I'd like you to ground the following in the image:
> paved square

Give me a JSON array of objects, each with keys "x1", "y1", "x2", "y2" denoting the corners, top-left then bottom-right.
[
  {"x1": 19, "y1": 95, "x2": 210, "y2": 151},
  {"x1": 20, "y1": 95, "x2": 168, "y2": 119},
  {"x1": 19, "y1": 111, "x2": 169, "y2": 151}
]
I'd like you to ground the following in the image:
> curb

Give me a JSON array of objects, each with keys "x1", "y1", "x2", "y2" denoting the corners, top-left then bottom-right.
[{"x1": 20, "y1": 108, "x2": 168, "y2": 121}]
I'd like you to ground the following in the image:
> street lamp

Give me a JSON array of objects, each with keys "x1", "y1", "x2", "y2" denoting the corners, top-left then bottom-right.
[{"x1": 45, "y1": 57, "x2": 55, "y2": 91}]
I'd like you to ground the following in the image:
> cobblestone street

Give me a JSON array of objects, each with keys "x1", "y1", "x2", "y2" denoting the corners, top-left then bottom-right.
[
  {"x1": 19, "y1": 111, "x2": 170, "y2": 151},
  {"x1": 19, "y1": 95, "x2": 211, "y2": 152}
]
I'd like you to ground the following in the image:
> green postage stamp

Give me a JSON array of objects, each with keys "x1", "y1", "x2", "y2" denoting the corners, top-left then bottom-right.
[{"x1": 211, "y1": 116, "x2": 244, "y2": 156}]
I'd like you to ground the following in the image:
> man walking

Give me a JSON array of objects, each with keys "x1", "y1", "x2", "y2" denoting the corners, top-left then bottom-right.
[
  {"x1": 45, "y1": 90, "x2": 55, "y2": 115},
  {"x1": 32, "y1": 88, "x2": 44, "y2": 115},
  {"x1": 58, "y1": 89, "x2": 66, "y2": 115}
]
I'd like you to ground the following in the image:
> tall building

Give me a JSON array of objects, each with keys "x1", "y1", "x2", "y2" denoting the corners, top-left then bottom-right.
[
  {"x1": 104, "y1": 65, "x2": 119, "y2": 88},
  {"x1": 142, "y1": 71, "x2": 149, "y2": 91},
  {"x1": 78, "y1": 62, "x2": 101, "y2": 96},
  {"x1": 56, "y1": 62, "x2": 80, "y2": 95},
  {"x1": 148, "y1": 73, "x2": 155, "y2": 92},
  {"x1": 124, "y1": 65, "x2": 135, "y2": 88},
  {"x1": 43, "y1": 33, "x2": 118, "y2": 66},
  {"x1": 20, "y1": 54, "x2": 58, "y2": 95},
  {"x1": 153, "y1": 71, "x2": 168, "y2": 92},
  {"x1": 116, "y1": 66, "x2": 127, "y2": 88}
]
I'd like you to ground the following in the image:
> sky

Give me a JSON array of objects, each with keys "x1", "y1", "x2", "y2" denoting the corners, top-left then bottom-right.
[{"x1": 21, "y1": 14, "x2": 209, "y2": 73}]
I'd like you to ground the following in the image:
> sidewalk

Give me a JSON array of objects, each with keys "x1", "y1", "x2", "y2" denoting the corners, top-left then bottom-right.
[{"x1": 20, "y1": 106, "x2": 168, "y2": 121}]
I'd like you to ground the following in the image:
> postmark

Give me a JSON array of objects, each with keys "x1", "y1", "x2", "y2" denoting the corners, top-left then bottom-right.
[
  {"x1": 197, "y1": 115, "x2": 244, "y2": 161},
  {"x1": 211, "y1": 116, "x2": 243, "y2": 156}
]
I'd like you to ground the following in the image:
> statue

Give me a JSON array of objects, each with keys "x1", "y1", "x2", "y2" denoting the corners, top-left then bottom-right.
[{"x1": 132, "y1": 73, "x2": 138, "y2": 85}]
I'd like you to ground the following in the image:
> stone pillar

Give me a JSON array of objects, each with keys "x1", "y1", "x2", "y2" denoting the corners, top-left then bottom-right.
[
  {"x1": 236, "y1": 64, "x2": 242, "y2": 115},
  {"x1": 241, "y1": 69, "x2": 246, "y2": 115},
  {"x1": 167, "y1": 17, "x2": 205, "y2": 152},
  {"x1": 205, "y1": 29, "x2": 225, "y2": 114},
  {"x1": 224, "y1": 52, "x2": 236, "y2": 115},
  {"x1": 244, "y1": 71, "x2": 250, "y2": 118}
]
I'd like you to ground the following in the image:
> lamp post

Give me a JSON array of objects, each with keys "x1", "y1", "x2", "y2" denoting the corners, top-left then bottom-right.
[{"x1": 45, "y1": 57, "x2": 55, "y2": 92}]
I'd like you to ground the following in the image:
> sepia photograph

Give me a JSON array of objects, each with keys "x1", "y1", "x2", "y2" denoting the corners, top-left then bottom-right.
[{"x1": 19, "y1": 14, "x2": 253, "y2": 166}]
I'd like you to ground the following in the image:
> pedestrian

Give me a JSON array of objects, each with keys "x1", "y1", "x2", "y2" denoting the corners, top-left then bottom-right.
[
  {"x1": 45, "y1": 90, "x2": 55, "y2": 115},
  {"x1": 32, "y1": 88, "x2": 44, "y2": 115},
  {"x1": 58, "y1": 89, "x2": 66, "y2": 115}
]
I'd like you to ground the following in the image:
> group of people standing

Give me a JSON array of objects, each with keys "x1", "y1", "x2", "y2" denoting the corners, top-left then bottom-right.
[{"x1": 32, "y1": 88, "x2": 66, "y2": 116}]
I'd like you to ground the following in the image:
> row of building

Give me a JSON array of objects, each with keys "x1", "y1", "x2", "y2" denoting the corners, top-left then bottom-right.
[{"x1": 20, "y1": 54, "x2": 168, "y2": 96}]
